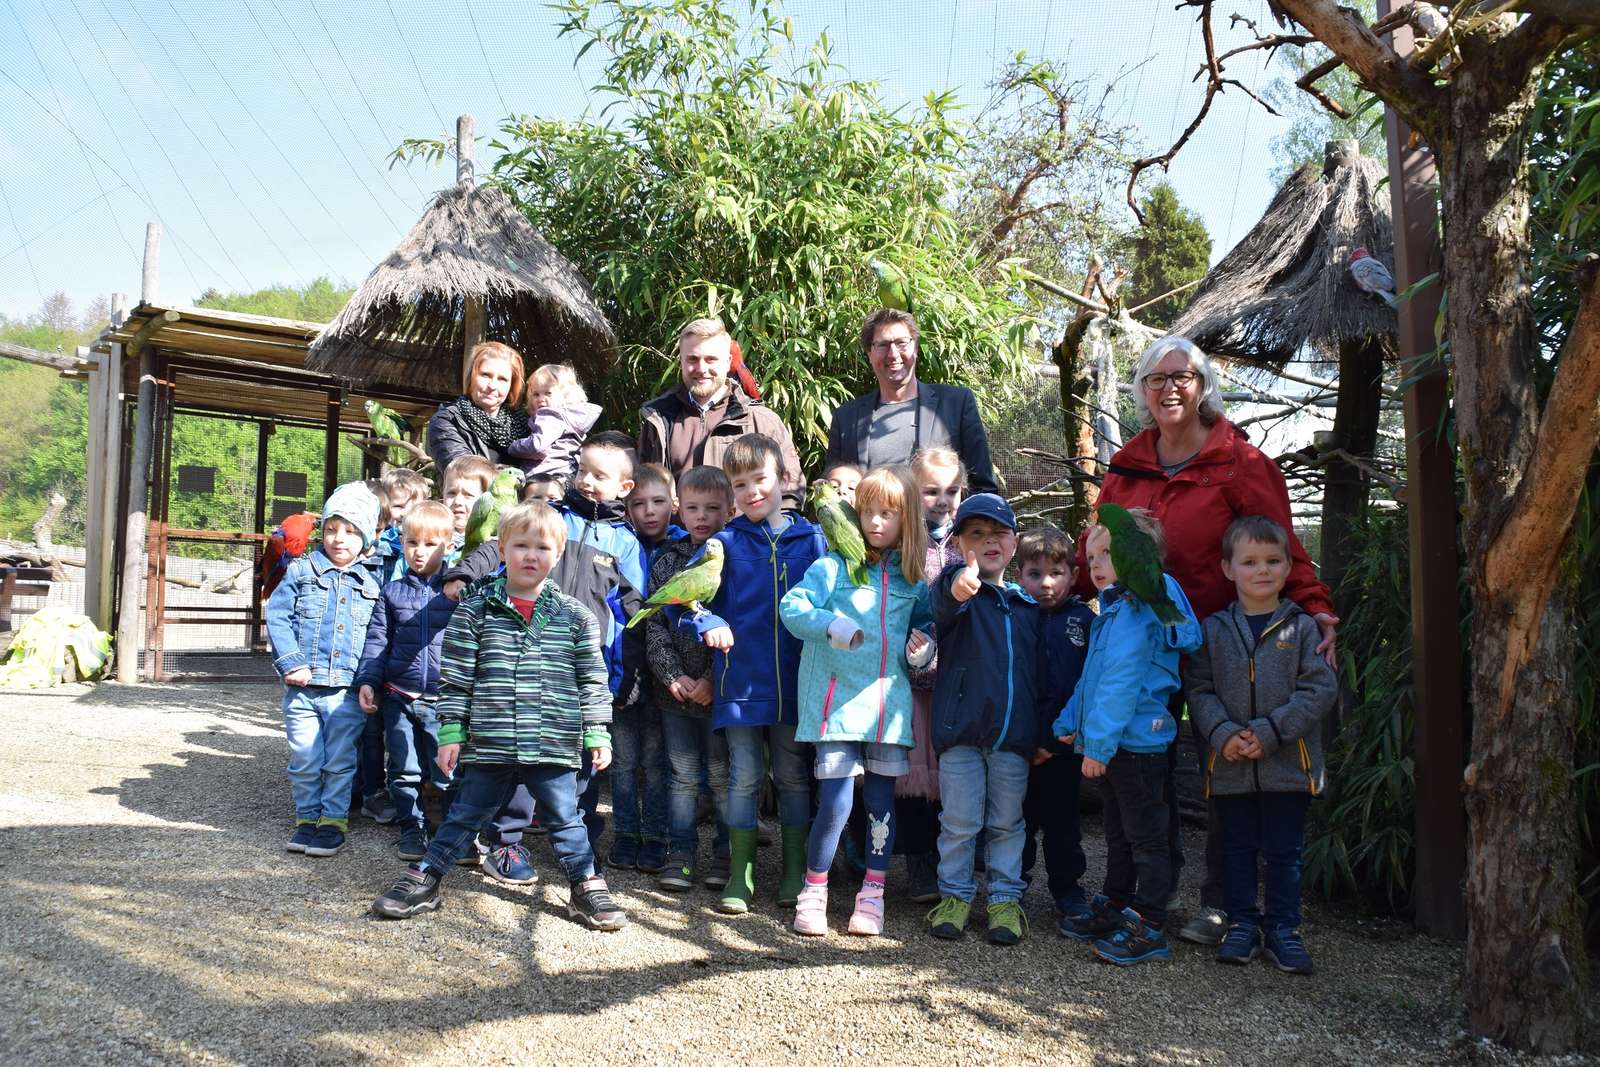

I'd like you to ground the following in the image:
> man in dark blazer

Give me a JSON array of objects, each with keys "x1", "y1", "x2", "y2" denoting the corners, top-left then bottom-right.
[{"x1": 824, "y1": 308, "x2": 998, "y2": 492}]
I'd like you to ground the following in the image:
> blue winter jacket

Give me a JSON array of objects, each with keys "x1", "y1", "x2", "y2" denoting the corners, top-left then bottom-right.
[
  {"x1": 265, "y1": 548, "x2": 382, "y2": 687},
  {"x1": 678, "y1": 514, "x2": 828, "y2": 730},
  {"x1": 928, "y1": 561, "x2": 1046, "y2": 759},
  {"x1": 1036, "y1": 597, "x2": 1096, "y2": 756},
  {"x1": 1053, "y1": 575, "x2": 1203, "y2": 765},
  {"x1": 370, "y1": 525, "x2": 408, "y2": 585},
  {"x1": 352, "y1": 569, "x2": 459, "y2": 698}
]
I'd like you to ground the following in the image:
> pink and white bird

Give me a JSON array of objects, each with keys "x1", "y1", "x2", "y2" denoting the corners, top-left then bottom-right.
[{"x1": 1349, "y1": 247, "x2": 1398, "y2": 308}]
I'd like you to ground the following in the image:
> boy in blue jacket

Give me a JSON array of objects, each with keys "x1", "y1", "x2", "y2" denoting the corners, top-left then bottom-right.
[
  {"x1": 355, "y1": 500, "x2": 459, "y2": 861},
  {"x1": 926, "y1": 494, "x2": 1046, "y2": 947},
  {"x1": 677, "y1": 433, "x2": 827, "y2": 915},
  {"x1": 1054, "y1": 507, "x2": 1202, "y2": 965}
]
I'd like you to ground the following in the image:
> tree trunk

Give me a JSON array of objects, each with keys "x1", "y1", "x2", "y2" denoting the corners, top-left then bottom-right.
[
  {"x1": 1320, "y1": 336, "x2": 1384, "y2": 604},
  {"x1": 1053, "y1": 317, "x2": 1097, "y2": 533},
  {"x1": 1440, "y1": 23, "x2": 1588, "y2": 1052}
]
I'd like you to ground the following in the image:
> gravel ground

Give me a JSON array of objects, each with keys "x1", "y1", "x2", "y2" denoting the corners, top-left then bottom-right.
[{"x1": 1, "y1": 681, "x2": 1595, "y2": 1066}]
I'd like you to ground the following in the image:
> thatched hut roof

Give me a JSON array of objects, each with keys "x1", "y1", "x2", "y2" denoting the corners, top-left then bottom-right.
[
  {"x1": 1170, "y1": 140, "x2": 1396, "y2": 365},
  {"x1": 308, "y1": 183, "x2": 617, "y2": 395}
]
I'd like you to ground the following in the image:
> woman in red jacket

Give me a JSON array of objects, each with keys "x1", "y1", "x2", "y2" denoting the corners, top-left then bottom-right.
[{"x1": 1076, "y1": 334, "x2": 1338, "y2": 946}]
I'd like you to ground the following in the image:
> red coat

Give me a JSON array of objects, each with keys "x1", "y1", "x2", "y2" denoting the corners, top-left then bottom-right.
[{"x1": 1074, "y1": 418, "x2": 1335, "y2": 623}]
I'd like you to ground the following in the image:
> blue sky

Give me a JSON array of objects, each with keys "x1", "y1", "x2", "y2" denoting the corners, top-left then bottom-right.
[{"x1": 0, "y1": 0, "x2": 1295, "y2": 323}]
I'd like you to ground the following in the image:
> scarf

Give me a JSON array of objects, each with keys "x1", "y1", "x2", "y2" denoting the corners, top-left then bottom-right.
[{"x1": 453, "y1": 395, "x2": 530, "y2": 451}]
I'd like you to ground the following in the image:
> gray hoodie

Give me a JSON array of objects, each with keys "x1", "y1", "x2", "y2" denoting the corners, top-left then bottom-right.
[{"x1": 1183, "y1": 599, "x2": 1338, "y2": 797}]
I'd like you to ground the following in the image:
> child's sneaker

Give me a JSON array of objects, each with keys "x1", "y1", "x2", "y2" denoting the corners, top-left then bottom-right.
[
  {"x1": 1058, "y1": 894, "x2": 1122, "y2": 941},
  {"x1": 456, "y1": 834, "x2": 487, "y2": 867},
  {"x1": 1216, "y1": 922, "x2": 1262, "y2": 965},
  {"x1": 483, "y1": 843, "x2": 539, "y2": 885},
  {"x1": 1264, "y1": 927, "x2": 1315, "y2": 974},
  {"x1": 986, "y1": 900, "x2": 1028, "y2": 946},
  {"x1": 847, "y1": 882, "x2": 887, "y2": 937},
  {"x1": 527, "y1": 813, "x2": 546, "y2": 835},
  {"x1": 792, "y1": 882, "x2": 829, "y2": 936},
  {"x1": 703, "y1": 852, "x2": 731, "y2": 890},
  {"x1": 657, "y1": 851, "x2": 696, "y2": 892},
  {"x1": 1055, "y1": 892, "x2": 1092, "y2": 922},
  {"x1": 1176, "y1": 905, "x2": 1228, "y2": 946},
  {"x1": 361, "y1": 791, "x2": 399, "y2": 825},
  {"x1": 285, "y1": 823, "x2": 318, "y2": 852},
  {"x1": 636, "y1": 837, "x2": 668, "y2": 874},
  {"x1": 905, "y1": 853, "x2": 940, "y2": 904},
  {"x1": 304, "y1": 825, "x2": 346, "y2": 857},
  {"x1": 1092, "y1": 908, "x2": 1170, "y2": 966},
  {"x1": 397, "y1": 824, "x2": 428, "y2": 862},
  {"x1": 606, "y1": 833, "x2": 641, "y2": 870},
  {"x1": 568, "y1": 875, "x2": 628, "y2": 931},
  {"x1": 372, "y1": 864, "x2": 443, "y2": 919},
  {"x1": 926, "y1": 896, "x2": 971, "y2": 940}
]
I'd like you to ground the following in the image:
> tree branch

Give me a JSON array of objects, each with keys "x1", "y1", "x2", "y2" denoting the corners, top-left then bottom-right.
[
  {"x1": 1508, "y1": 0, "x2": 1600, "y2": 27},
  {"x1": 1274, "y1": 0, "x2": 1444, "y2": 138}
]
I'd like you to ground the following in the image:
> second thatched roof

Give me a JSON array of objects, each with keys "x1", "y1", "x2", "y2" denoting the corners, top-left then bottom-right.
[
  {"x1": 1171, "y1": 139, "x2": 1397, "y2": 364},
  {"x1": 308, "y1": 183, "x2": 617, "y2": 395}
]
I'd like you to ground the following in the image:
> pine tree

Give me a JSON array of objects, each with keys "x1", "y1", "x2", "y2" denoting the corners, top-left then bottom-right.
[{"x1": 1125, "y1": 183, "x2": 1211, "y2": 328}]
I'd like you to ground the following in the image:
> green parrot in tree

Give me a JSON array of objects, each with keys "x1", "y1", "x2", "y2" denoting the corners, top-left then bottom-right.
[
  {"x1": 626, "y1": 538, "x2": 726, "y2": 629},
  {"x1": 811, "y1": 480, "x2": 870, "y2": 587},
  {"x1": 869, "y1": 258, "x2": 912, "y2": 313},
  {"x1": 1095, "y1": 503, "x2": 1186, "y2": 626},
  {"x1": 462, "y1": 469, "x2": 522, "y2": 556}
]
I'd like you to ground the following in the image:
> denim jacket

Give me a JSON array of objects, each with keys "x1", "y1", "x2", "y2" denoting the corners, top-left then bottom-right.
[{"x1": 265, "y1": 548, "x2": 383, "y2": 687}]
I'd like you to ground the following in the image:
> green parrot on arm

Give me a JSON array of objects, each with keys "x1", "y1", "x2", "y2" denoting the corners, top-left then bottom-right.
[
  {"x1": 462, "y1": 469, "x2": 523, "y2": 556},
  {"x1": 1096, "y1": 503, "x2": 1186, "y2": 626},
  {"x1": 811, "y1": 480, "x2": 870, "y2": 587},
  {"x1": 625, "y1": 538, "x2": 726, "y2": 629},
  {"x1": 869, "y1": 259, "x2": 912, "y2": 313}
]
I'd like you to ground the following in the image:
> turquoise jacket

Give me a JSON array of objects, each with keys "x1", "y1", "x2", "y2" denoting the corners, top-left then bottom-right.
[{"x1": 780, "y1": 551, "x2": 933, "y2": 748}]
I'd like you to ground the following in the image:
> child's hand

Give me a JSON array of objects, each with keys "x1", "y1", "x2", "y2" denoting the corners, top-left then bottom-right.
[
  {"x1": 906, "y1": 629, "x2": 931, "y2": 659},
  {"x1": 1031, "y1": 748, "x2": 1053, "y2": 766},
  {"x1": 1221, "y1": 733, "x2": 1250, "y2": 762},
  {"x1": 703, "y1": 625, "x2": 735, "y2": 651},
  {"x1": 358, "y1": 685, "x2": 378, "y2": 714},
  {"x1": 1056, "y1": 732, "x2": 1076, "y2": 746},
  {"x1": 436, "y1": 743, "x2": 461, "y2": 776},
  {"x1": 589, "y1": 746, "x2": 613, "y2": 772},
  {"x1": 283, "y1": 667, "x2": 311, "y2": 687},
  {"x1": 689, "y1": 679, "x2": 714, "y2": 706},
  {"x1": 951, "y1": 551, "x2": 982, "y2": 603},
  {"x1": 1240, "y1": 729, "x2": 1264, "y2": 760},
  {"x1": 669, "y1": 675, "x2": 698, "y2": 703},
  {"x1": 1081, "y1": 756, "x2": 1107, "y2": 779},
  {"x1": 443, "y1": 579, "x2": 466, "y2": 602}
]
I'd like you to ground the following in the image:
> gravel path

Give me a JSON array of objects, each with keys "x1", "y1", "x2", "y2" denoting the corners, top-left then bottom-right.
[{"x1": 0, "y1": 681, "x2": 1592, "y2": 1066}]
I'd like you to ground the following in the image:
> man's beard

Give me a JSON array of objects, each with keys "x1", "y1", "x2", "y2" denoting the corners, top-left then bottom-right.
[{"x1": 688, "y1": 375, "x2": 726, "y2": 402}]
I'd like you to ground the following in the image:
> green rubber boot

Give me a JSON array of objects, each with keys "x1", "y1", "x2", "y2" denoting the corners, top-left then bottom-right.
[
  {"x1": 777, "y1": 822, "x2": 810, "y2": 907},
  {"x1": 716, "y1": 827, "x2": 759, "y2": 914}
]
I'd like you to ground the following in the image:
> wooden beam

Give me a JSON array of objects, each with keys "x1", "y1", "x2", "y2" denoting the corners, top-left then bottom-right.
[
  {"x1": 127, "y1": 310, "x2": 181, "y2": 358},
  {"x1": 115, "y1": 339, "x2": 158, "y2": 683},
  {"x1": 84, "y1": 348, "x2": 105, "y2": 628},
  {"x1": 0, "y1": 339, "x2": 87, "y2": 372},
  {"x1": 141, "y1": 222, "x2": 160, "y2": 304},
  {"x1": 97, "y1": 341, "x2": 123, "y2": 628}
]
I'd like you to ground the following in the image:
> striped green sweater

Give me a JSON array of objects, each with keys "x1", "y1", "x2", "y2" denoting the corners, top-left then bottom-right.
[{"x1": 434, "y1": 578, "x2": 612, "y2": 769}]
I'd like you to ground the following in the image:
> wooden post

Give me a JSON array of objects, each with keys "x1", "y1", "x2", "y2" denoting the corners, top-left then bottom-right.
[
  {"x1": 111, "y1": 292, "x2": 127, "y2": 328},
  {"x1": 458, "y1": 115, "x2": 486, "y2": 376},
  {"x1": 323, "y1": 387, "x2": 343, "y2": 502},
  {"x1": 115, "y1": 223, "x2": 161, "y2": 683},
  {"x1": 97, "y1": 341, "x2": 123, "y2": 627},
  {"x1": 84, "y1": 345, "x2": 105, "y2": 626},
  {"x1": 251, "y1": 420, "x2": 270, "y2": 648},
  {"x1": 1377, "y1": 1, "x2": 1467, "y2": 939}
]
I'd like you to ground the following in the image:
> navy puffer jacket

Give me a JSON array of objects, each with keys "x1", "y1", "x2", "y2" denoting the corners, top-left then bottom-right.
[{"x1": 354, "y1": 570, "x2": 459, "y2": 698}]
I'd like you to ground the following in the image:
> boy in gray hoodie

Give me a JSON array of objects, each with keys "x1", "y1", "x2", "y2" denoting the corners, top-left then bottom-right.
[{"x1": 1184, "y1": 515, "x2": 1339, "y2": 975}]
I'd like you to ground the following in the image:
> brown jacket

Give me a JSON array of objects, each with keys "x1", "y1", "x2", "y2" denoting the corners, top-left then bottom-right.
[{"x1": 637, "y1": 382, "x2": 805, "y2": 509}]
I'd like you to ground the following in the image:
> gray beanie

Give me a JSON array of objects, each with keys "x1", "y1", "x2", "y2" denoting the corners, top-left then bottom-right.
[{"x1": 321, "y1": 481, "x2": 380, "y2": 548}]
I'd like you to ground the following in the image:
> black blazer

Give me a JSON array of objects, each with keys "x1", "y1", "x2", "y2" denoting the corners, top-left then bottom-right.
[{"x1": 824, "y1": 381, "x2": 997, "y2": 492}]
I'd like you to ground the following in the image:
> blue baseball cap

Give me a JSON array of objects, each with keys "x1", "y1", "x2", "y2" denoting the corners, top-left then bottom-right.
[{"x1": 953, "y1": 493, "x2": 1017, "y2": 533}]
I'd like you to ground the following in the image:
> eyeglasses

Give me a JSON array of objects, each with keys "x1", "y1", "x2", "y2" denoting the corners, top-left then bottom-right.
[
  {"x1": 871, "y1": 338, "x2": 913, "y2": 354},
  {"x1": 1142, "y1": 370, "x2": 1200, "y2": 391}
]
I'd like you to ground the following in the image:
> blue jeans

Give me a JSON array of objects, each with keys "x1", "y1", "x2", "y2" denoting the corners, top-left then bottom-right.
[
  {"x1": 381, "y1": 692, "x2": 452, "y2": 830},
  {"x1": 724, "y1": 723, "x2": 811, "y2": 830},
  {"x1": 662, "y1": 711, "x2": 729, "y2": 856},
  {"x1": 489, "y1": 751, "x2": 604, "y2": 853},
  {"x1": 349, "y1": 707, "x2": 386, "y2": 808},
  {"x1": 1102, "y1": 750, "x2": 1173, "y2": 926},
  {"x1": 421, "y1": 762, "x2": 596, "y2": 883},
  {"x1": 610, "y1": 702, "x2": 668, "y2": 841},
  {"x1": 280, "y1": 684, "x2": 365, "y2": 825},
  {"x1": 1216, "y1": 792, "x2": 1312, "y2": 931},
  {"x1": 936, "y1": 746, "x2": 1029, "y2": 903}
]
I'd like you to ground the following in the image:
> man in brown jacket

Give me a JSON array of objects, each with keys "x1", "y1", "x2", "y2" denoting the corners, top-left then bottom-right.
[{"x1": 637, "y1": 318, "x2": 805, "y2": 509}]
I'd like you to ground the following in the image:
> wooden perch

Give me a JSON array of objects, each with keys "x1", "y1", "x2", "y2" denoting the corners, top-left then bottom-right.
[
  {"x1": 0, "y1": 340, "x2": 90, "y2": 373},
  {"x1": 348, "y1": 436, "x2": 435, "y2": 470}
]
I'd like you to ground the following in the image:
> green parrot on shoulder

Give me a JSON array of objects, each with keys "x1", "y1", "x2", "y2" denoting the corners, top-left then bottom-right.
[
  {"x1": 811, "y1": 480, "x2": 869, "y2": 587},
  {"x1": 1095, "y1": 503, "x2": 1186, "y2": 626},
  {"x1": 462, "y1": 469, "x2": 522, "y2": 556}
]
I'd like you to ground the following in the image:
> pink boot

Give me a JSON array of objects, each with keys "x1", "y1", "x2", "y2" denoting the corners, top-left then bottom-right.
[
  {"x1": 793, "y1": 881, "x2": 829, "y2": 936},
  {"x1": 847, "y1": 881, "x2": 886, "y2": 936}
]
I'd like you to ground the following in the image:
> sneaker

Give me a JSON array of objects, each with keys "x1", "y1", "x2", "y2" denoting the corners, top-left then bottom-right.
[
  {"x1": 926, "y1": 896, "x2": 971, "y2": 940},
  {"x1": 905, "y1": 853, "x2": 940, "y2": 904},
  {"x1": 527, "y1": 813, "x2": 546, "y2": 836},
  {"x1": 606, "y1": 834, "x2": 641, "y2": 870},
  {"x1": 361, "y1": 791, "x2": 399, "y2": 825},
  {"x1": 285, "y1": 823, "x2": 318, "y2": 852},
  {"x1": 1055, "y1": 892, "x2": 1092, "y2": 922},
  {"x1": 1092, "y1": 908, "x2": 1171, "y2": 965},
  {"x1": 372, "y1": 864, "x2": 443, "y2": 919},
  {"x1": 657, "y1": 850, "x2": 696, "y2": 892},
  {"x1": 703, "y1": 852, "x2": 731, "y2": 890},
  {"x1": 847, "y1": 882, "x2": 887, "y2": 937},
  {"x1": 304, "y1": 826, "x2": 346, "y2": 857},
  {"x1": 636, "y1": 838, "x2": 668, "y2": 874},
  {"x1": 1264, "y1": 927, "x2": 1315, "y2": 974},
  {"x1": 397, "y1": 825, "x2": 428, "y2": 862},
  {"x1": 568, "y1": 875, "x2": 628, "y2": 931},
  {"x1": 456, "y1": 834, "x2": 487, "y2": 867},
  {"x1": 1058, "y1": 894, "x2": 1123, "y2": 941},
  {"x1": 792, "y1": 882, "x2": 829, "y2": 936},
  {"x1": 483, "y1": 843, "x2": 539, "y2": 886},
  {"x1": 1217, "y1": 922, "x2": 1263, "y2": 965},
  {"x1": 987, "y1": 900, "x2": 1028, "y2": 946},
  {"x1": 1176, "y1": 905, "x2": 1228, "y2": 946}
]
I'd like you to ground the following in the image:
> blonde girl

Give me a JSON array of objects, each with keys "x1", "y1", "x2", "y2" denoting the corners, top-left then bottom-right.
[{"x1": 507, "y1": 362, "x2": 603, "y2": 483}]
